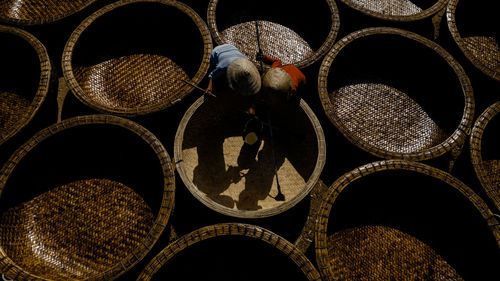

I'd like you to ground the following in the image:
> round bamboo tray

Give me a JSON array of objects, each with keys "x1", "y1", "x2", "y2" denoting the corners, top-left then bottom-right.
[
  {"x1": 62, "y1": 0, "x2": 212, "y2": 116},
  {"x1": 0, "y1": 115, "x2": 175, "y2": 280},
  {"x1": 318, "y1": 27, "x2": 474, "y2": 161},
  {"x1": 339, "y1": 0, "x2": 448, "y2": 21},
  {"x1": 470, "y1": 102, "x2": 500, "y2": 210},
  {"x1": 137, "y1": 223, "x2": 321, "y2": 280},
  {"x1": 0, "y1": 0, "x2": 97, "y2": 25},
  {"x1": 0, "y1": 25, "x2": 50, "y2": 146},
  {"x1": 315, "y1": 160, "x2": 500, "y2": 281},
  {"x1": 174, "y1": 96, "x2": 326, "y2": 218},
  {"x1": 207, "y1": 0, "x2": 340, "y2": 69},
  {"x1": 447, "y1": 0, "x2": 499, "y2": 81}
]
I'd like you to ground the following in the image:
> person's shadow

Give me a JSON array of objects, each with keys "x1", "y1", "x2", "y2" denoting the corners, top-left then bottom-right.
[
  {"x1": 235, "y1": 139, "x2": 285, "y2": 210},
  {"x1": 191, "y1": 109, "x2": 285, "y2": 211}
]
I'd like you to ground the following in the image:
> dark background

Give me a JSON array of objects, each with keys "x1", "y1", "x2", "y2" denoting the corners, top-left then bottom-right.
[{"x1": 1, "y1": 0, "x2": 499, "y2": 280}]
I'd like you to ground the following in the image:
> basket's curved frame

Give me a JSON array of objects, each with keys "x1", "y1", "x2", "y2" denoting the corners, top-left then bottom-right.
[
  {"x1": 339, "y1": 0, "x2": 449, "y2": 21},
  {"x1": 174, "y1": 96, "x2": 326, "y2": 218},
  {"x1": 137, "y1": 223, "x2": 322, "y2": 281},
  {"x1": 318, "y1": 27, "x2": 475, "y2": 161},
  {"x1": 470, "y1": 102, "x2": 500, "y2": 210},
  {"x1": 0, "y1": 115, "x2": 176, "y2": 281},
  {"x1": 62, "y1": 0, "x2": 213, "y2": 117},
  {"x1": 447, "y1": 0, "x2": 500, "y2": 81},
  {"x1": 206, "y1": 0, "x2": 340, "y2": 69},
  {"x1": 0, "y1": 25, "x2": 51, "y2": 146},
  {"x1": 315, "y1": 160, "x2": 500, "y2": 280},
  {"x1": 0, "y1": 0, "x2": 98, "y2": 25}
]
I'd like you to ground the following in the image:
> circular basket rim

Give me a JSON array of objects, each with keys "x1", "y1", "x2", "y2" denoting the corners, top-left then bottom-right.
[
  {"x1": 136, "y1": 223, "x2": 322, "y2": 281},
  {"x1": 0, "y1": 114, "x2": 176, "y2": 281},
  {"x1": 446, "y1": 0, "x2": 500, "y2": 81},
  {"x1": 314, "y1": 159, "x2": 500, "y2": 281},
  {"x1": 317, "y1": 27, "x2": 475, "y2": 161},
  {"x1": 61, "y1": 0, "x2": 213, "y2": 117},
  {"x1": 0, "y1": 25, "x2": 51, "y2": 146},
  {"x1": 339, "y1": 0, "x2": 449, "y2": 21},
  {"x1": 206, "y1": 0, "x2": 340, "y2": 69},
  {"x1": 173, "y1": 96, "x2": 326, "y2": 219},
  {"x1": 0, "y1": 0, "x2": 98, "y2": 25},
  {"x1": 470, "y1": 101, "x2": 500, "y2": 210}
]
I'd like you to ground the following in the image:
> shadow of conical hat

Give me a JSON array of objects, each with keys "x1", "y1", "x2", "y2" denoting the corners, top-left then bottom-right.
[
  {"x1": 207, "y1": 0, "x2": 340, "y2": 69},
  {"x1": 0, "y1": 115, "x2": 175, "y2": 280},
  {"x1": 338, "y1": 0, "x2": 448, "y2": 21},
  {"x1": 137, "y1": 223, "x2": 321, "y2": 281},
  {"x1": 470, "y1": 101, "x2": 500, "y2": 210},
  {"x1": 62, "y1": 0, "x2": 212, "y2": 116},
  {"x1": 0, "y1": 25, "x2": 50, "y2": 146},
  {"x1": 318, "y1": 27, "x2": 474, "y2": 162},
  {"x1": 447, "y1": 0, "x2": 500, "y2": 81},
  {"x1": 315, "y1": 160, "x2": 500, "y2": 281},
  {"x1": 0, "y1": 0, "x2": 97, "y2": 25},
  {"x1": 174, "y1": 96, "x2": 326, "y2": 218}
]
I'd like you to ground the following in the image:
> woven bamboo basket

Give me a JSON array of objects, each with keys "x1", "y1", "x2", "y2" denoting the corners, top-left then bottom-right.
[
  {"x1": 207, "y1": 0, "x2": 340, "y2": 69},
  {"x1": 447, "y1": 0, "x2": 499, "y2": 81},
  {"x1": 315, "y1": 160, "x2": 500, "y2": 281},
  {"x1": 318, "y1": 27, "x2": 474, "y2": 162},
  {"x1": 137, "y1": 223, "x2": 321, "y2": 280},
  {"x1": 338, "y1": 0, "x2": 448, "y2": 21},
  {"x1": 470, "y1": 102, "x2": 500, "y2": 210},
  {"x1": 0, "y1": 0, "x2": 97, "y2": 25},
  {"x1": 0, "y1": 25, "x2": 50, "y2": 146},
  {"x1": 62, "y1": 0, "x2": 212, "y2": 117},
  {"x1": 0, "y1": 115, "x2": 175, "y2": 280},
  {"x1": 174, "y1": 96, "x2": 326, "y2": 219}
]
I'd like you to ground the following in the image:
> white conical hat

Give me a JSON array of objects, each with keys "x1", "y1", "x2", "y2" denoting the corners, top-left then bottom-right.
[
  {"x1": 226, "y1": 58, "x2": 261, "y2": 96},
  {"x1": 262, "y1": 67, "x2": 292, "y2": 94}
]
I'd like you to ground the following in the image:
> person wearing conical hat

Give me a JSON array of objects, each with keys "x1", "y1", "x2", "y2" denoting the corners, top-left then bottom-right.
[
  {"x1": 205, "y1": 44, "x2": 261, "y2": 100},
  {"x1": 257, "y1": 54, "x2": 306, "y2": 105}
]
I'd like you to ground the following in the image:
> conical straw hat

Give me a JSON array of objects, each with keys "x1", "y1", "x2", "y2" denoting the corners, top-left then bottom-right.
[
  {"x1": 226, "y1": 58, "x2": 261, "y2": 96},
  {"x1": 262, "y1": 67, "x2": 293, "y2": 94}
]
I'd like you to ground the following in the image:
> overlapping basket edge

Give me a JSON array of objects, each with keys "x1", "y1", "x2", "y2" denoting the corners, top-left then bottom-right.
[
  {"x1": 61, "y1": 0, "x2": 213, "y2": 116},
  {"x1": 317, "y1": 27, "x2": 475, "y2": 161},
  {"x1": 0, "y1": 114, "x2": 176, "y2": 280}
]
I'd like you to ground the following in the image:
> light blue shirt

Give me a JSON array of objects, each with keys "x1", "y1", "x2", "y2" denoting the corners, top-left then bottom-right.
[{"x1": 208, "y1": 44, "x2": 247, "y2": 79}]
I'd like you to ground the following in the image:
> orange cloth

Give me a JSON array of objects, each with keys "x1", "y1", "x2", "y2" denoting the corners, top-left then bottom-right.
[{"x1": 263, "y1": 55, "x2": 306, "y2": 92}]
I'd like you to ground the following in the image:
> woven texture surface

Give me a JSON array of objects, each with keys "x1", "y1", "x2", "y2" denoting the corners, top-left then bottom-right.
[
  {"x1": 0, "y1": 0, "x2": 96, "y2": 24},
  {"x1": 0, "y1": 92, "x2": 30, "y2": 134},
  {"x1": 326, "y1": 225, "x2": 463, "y2": 280},
  {"x1": 462, "y1": 36, "x2": 500, "y2": 75},
  {"x1": 175, "y1": 96, "x2": 325, "y2": 218},
  {"x1": 0, "y1": 179, "x2": 153, "y2": 281},
  {"x1": 0, "y1": 25, "x2": 50, "y2": 146},
  {"x1": 220, "y1": 21, "x2": 313, "y2": 67},
  {"x1": 447, "y1": 0, "x2": 500, "y2": 81},
  {"x1": 330, "y1": 83, "x2": 447, "y2": 154},
  {"x1": 346, "y1": 0, "x2": 422, "y2": 16},
  {"x1": 318, "y1": 27, "x2": 474, "y2": 161},
  {"x1": 0, "y1": 115, "x2": 176, "y2": 280},
  {"x1": 62, "y1": 0, "x2": 212, "y2": 116},
  {"x1": 179, "y1": 99, "x2": 317, "y2": 214},
  {"x1": 73, "y1": 54, "x2": 190, "y2": 110},
  {"x1": 340, "y1": 0, "x2": 448, "y2": 21},
  {"x1": 315, "y1": 160, "x2": 500, "y2": 281},
  {"x1": 481, "y1": 160, "x2": 500, "y2": 202},
  {"x1": 208, "y1": 0, "x2": 340, "y2": 69}
]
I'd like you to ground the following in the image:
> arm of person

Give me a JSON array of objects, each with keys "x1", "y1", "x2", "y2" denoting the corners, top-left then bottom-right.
[
  {"x1": 205, "y1": 77, "x2": 213, "y2": 95},
  {"x1": 262, "y1": 55, "x2": 282, "y2": 67}
]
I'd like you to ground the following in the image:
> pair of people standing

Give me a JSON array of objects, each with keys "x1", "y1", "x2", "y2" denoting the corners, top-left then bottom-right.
[
  {"x1": 205, "y1": 43, "x2": 305, "y2": 110},
  {"x1": 205, "y1": 43, "x2": 306, "y2": 144}
]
